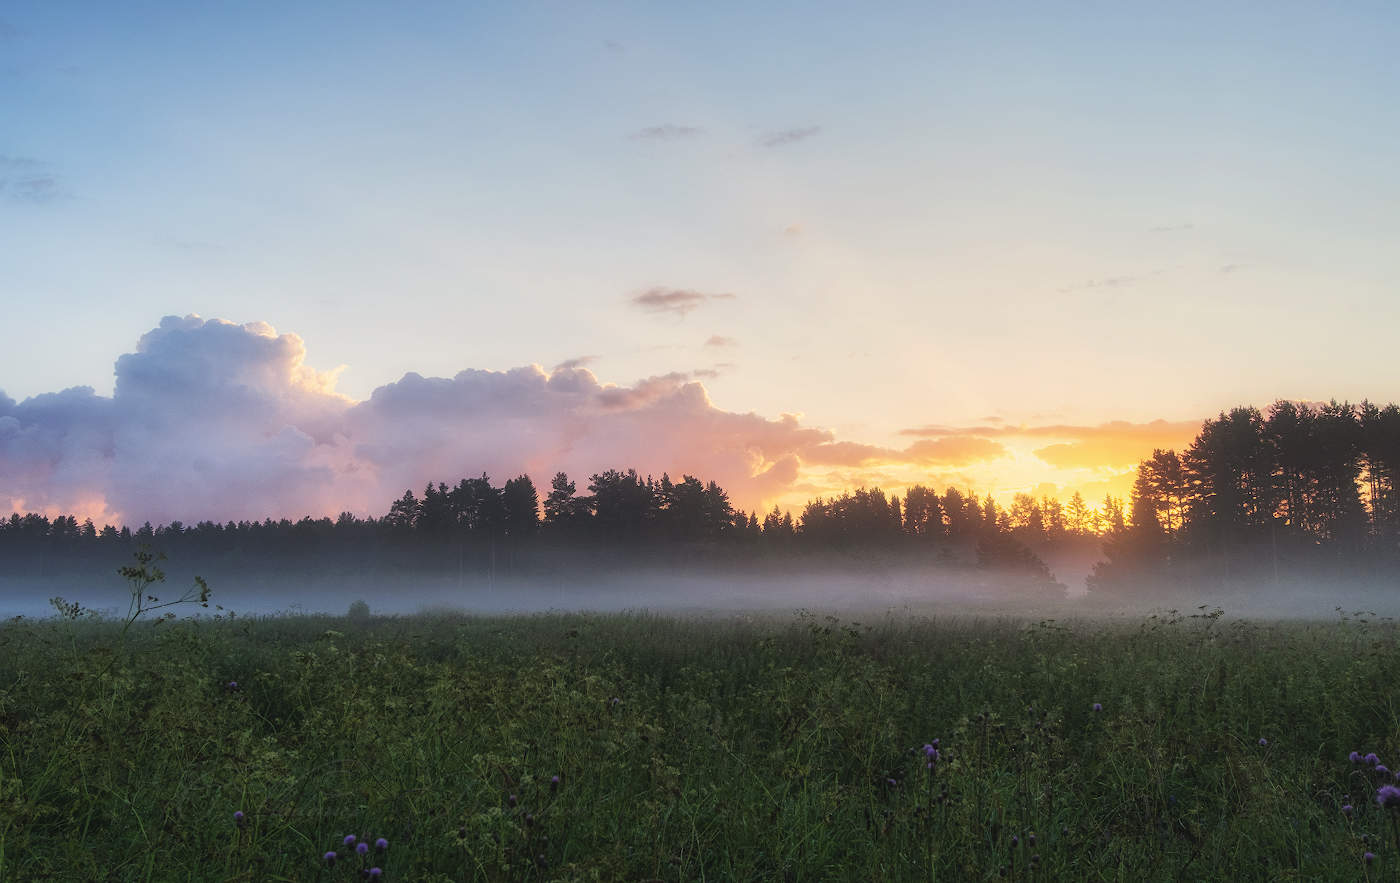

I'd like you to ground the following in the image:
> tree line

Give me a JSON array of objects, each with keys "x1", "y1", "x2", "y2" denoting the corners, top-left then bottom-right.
[{"x1": 1092, "y1": 400, "x2": 1400, "y2": 593}]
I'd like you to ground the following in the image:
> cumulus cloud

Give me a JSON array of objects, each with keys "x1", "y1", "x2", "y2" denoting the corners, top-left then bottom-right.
[
  {"x1": 630, "y1": 287, "x2": 735, "y2": 316},
  {"x1": 904, "y1": 437, "x2": 1009, "y2": 465},
  {"x1": 631, "y1": 124, "x2": 703, "y2": 140},
  {"x1": 0, "y1": 315, "x2": 851, "y2": 524},
  {"x1": 760, "y1": 126, "x2": 822, "y2": 148}
]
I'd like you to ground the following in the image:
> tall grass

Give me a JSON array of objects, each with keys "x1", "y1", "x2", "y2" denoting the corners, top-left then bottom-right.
[{"x1": 0, "y1": 606, "x2": 1396, "y2": 880}]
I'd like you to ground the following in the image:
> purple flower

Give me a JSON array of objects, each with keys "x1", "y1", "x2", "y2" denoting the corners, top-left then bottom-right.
[
  {"x1": 508, "y1": 793, "x2": 517, "y2": 806},
  {"x1": 1378, "y1": 765, "x2": 1391, "y2": 776},
  {"x1": 375, "y1": 837, "x2": 388, "y2": 852},
  {"x1": 1011, "y1": 835, "x2": 1020, "y2": 848},
  {"x1": 1351, "y1": 751, "x2": 1363, "y2": 764},
  {"x1": 1377, "y1": 784, "x2": 1400, "y2": 809},
  {"x1": 368, "y1": 869, "x2": 382, "y2": 879},
  {"x1": 1343, "y1": 804, "x2": 1354, "y2": 815},
  {"x1": 343, "y1": 834, "x2": 357, "y2": 847},
  {"x1": 357, "y1": 841, "x2": 369, "y2": 855},
  {"x1": 1366, "y1": 851, "x2": 1376, "y2": 864},
  {"x1": 1092, "y1": 703, "x2": 1102, "y2": 712},
  {"x1": 1366, "y1": 753, "x2": 1380, "y2": 766},
  {"x1": 887, "y1": 778, "x2": 897, "y2": 787},
  {"x1": 1258, "y1": 738, "x2": 1268, "y2": 747},
  {"x1": 551, "y1": 775, "x2": 560, "y2": 791},
  {"x1": 233, "y1": 810, "x2": 244, "y2": 823},
  {"x1": 323, "y1": 851, "x2": 337, "y2": 866}
]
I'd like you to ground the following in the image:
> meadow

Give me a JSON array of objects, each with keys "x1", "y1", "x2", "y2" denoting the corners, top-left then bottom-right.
[{"x1": 2, "y1": 597, "x2": 1399, "y2": 881}]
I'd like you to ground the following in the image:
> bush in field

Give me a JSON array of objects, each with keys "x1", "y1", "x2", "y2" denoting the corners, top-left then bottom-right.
[{"x1": 347, "y1": 599, "x2": 371, "y2": 622}]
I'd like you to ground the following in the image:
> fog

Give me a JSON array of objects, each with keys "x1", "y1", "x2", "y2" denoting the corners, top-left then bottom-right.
[{"x1": 4, "y1": 560, "x2": 1399, "y2": 624}]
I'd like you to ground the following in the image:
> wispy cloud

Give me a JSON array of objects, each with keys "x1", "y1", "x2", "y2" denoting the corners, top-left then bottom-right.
[
  {"x1": 760, "y1": 126, "x2": 822, "y2": 148},
  {"x1": 899, "y1": 418, "x2": 1201, "y2": 468},
  {"x1": 1219, "y1": 263, "x2": 1246, "y2": 274},
  {"x1": 552, "y1": 355, "x2": 597, "y2": 372},
  {"x1": 0, "y1": 156, "x2": 65, "y2": 203},
  {"x1": 632, "y1": 124, "x2": 703, "y2": 141},
  {"x1": 704, "y1": 335, "x2": 737, "y2": 348},
  {"x1": 1056, "y1": 268, "x2": 1169, "y2": 295},
  {"x1": 630, "y1": 287, "x2": 735, "y2": 317}
]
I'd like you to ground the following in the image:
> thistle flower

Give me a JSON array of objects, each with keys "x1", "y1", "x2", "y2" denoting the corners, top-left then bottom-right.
[
  {"x1": 1351, "y1": 751, "x2": 1363, "y2": 764},
  {"x1": 1378, "y1": 765, "x2": 1391, "y2": 776},
  {"x1": 368, "y1": 869, "x2": 382, "y2": 879},
  {"x1": 1367, "y1": 753, "x2": 1380, "y2": 766},
  {"x1": 357, "y1": 841, "x2": 369, "y2": 856},
  {"x1": 1092, "y1": 703, "x2": 1102, "y2": 712},
  {"x1": 1257, "y1": 737, "x2": 1267, "y2": 747},
  {"x1": 1366, "y1": 851, "x2": 1376, "y2": 864},
  {"x1": 1343, "y1": 804, "x2": 1354, "y2": 815},
  {"x1": 887, "y1": 778, "x2": 897, "y2": 787},
  {"x1": 508, "y1": 793, "x2": 517, "y2": 806},
  {"x1": 1376, "y1": 784, "x2": 1400, "y2": 809},
  {"x1": 344, "y1": 834, "x2": 357, "y2": 847},
  {"x1": 323, "y1": 851, "x2": 337, "y2": 866},
  {"x1": 233, "y1": 810, "x2": 245, "y2": 824},
  {"x1": 375, "y1": 837, "x2": 388, "y2": 852},
  {"x1": 551, "y1": 775, "x2": 560, "y2": 791}
]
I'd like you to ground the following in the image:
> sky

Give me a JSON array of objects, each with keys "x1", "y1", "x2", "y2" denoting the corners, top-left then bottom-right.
[{"x1": 2, "y1": 1, "x2": 1398, "y2": 526}]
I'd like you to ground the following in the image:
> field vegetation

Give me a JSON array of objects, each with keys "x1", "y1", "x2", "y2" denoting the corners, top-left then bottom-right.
[{"x1": 3, "y1": 588, "x2": 1400, "y2": 881}]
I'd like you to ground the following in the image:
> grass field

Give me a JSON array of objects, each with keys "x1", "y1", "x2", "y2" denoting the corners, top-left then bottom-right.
[{"x1": 2, "y1": 602, "x2": 1399, "y2": 880}]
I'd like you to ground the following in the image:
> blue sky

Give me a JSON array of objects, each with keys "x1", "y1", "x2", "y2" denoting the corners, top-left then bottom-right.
[{"x1": 2, "y1": 1, "x2": 1399, "y2": 519}]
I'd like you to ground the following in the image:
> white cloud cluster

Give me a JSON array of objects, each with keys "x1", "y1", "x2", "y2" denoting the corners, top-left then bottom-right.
[{"x1": 0, "y1": 315, "x2": 839, "y2": 524}]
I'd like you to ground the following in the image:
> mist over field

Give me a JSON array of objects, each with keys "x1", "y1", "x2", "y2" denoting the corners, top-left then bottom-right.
[{"x1": 7, "y1": 558, "x2": 1398, "y2": 623}]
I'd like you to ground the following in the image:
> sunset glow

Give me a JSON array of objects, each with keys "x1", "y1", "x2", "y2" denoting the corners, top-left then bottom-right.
[{"x1": 2, "y1": 2, "x2": 1397, "y2": 528}]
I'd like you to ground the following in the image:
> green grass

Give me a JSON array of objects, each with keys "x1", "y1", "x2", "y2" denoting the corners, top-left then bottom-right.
[{"x1": 1, "y1": 606, "x2": 1398, "y2": 880}]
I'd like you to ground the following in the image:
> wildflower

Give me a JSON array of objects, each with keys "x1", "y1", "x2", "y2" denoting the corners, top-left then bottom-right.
[
  {"x1": 1258, "y1": 738, "x2": 1268, "y2": 747},
  {"x1": 1379, "y1": 765, "x2": 1391, "y2": 776},
  {"x1": 610, "y1": 697, "x2": 621, "y2": 706},
  {"x1": 1343, "y1": 804, "x2": 1354, "y2": 815},
  {"x1": 368, "y1": 869, "x2": 382, "y2": 879},
  {"x1": 357, "y1": 841, "x2": 369, "y2": 856},
  {"x1": 323, "y1": 851, "x2": 337, "y2": 866},
  {"x1": 375, "y1": 837, "x2": 388, "y2": 852},
  {"x1": 1011, "y1": 835, "x2": 1019, "y2": 848},
  {"x1": 1351, "y1": 751, "x2": 1363, "y2": 764},
  {"x1": 1366, "y1": 851, "x2": 1376, "y2": 864},
  {"x1": 1092, "y1": 703, "x2": 1102, "y2": 712},
  {"x1": 227, "y1": 680, "x2": 238, "y2": 690},
  {"x1": 233, "y1": 810, "x2": 245, "y2": 825},
  {"x1": 1377, "y1": 784, "x2": 1400, "y2": 809},
  {"x1": 1028, "y1": 833, "x2": 1036, "y2": 846},
  {"x1": 551, "y1": 774, "x2": 560, "y2": 791},
  {"x1": 1367, "y1": 753, "x2": 1380, "y2": 766},
  {"x1": 344, "y1": 834, "x2": 357, "y2": 847},
  {"x1": 508, "y1": 793, "x2": 517, "y2": 806},
  {"x1": 887, "y1": 778, "x2": 897, "y2": 787}
]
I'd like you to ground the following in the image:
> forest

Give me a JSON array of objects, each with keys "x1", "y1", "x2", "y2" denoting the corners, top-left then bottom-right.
[{"x1": 4, "y1": 399, "x2": 1400, "y2": 596}]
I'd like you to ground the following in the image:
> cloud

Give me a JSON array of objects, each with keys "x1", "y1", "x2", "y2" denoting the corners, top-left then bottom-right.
[
  {"x1": 1219, "y1": 263, "x2": 1246, "y2": 274},
  {"x1": 632, "y1": 124, "x2": 703, "y2": 140},
  {"x1": 603, "y1": 39, "x2": 624, "y2": 53},
  {"x1": 0, "y1": 315, "x2": 853, "y2": 524},
  {"x1": 0, "y1": 157, "x2": 65, "y2": 203},
  {"x1": 783, "y1": 223, "x2": 803, "y2": 236},
  {"x1": 1056, "y1": 270, "x2": 1168, "y2": 295},
  {"x1": 899, "y1": 418, "x2": 1201, "y2": 469},
  {"x1": 630, "y1": 287, "x2": 735, "y2": 317},
  {"x1": 903, "y1": 437, "x2": 1009, "y2": 465},
  {"x1": 760, "y1": 126, "x2": 821, "y2": 148},
  {"x1": 552, "y1": 355, "x2": 597, "y2": 372},
  {"x1": 704, "y1": 335, "x2": 737, "y2": 348}
]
